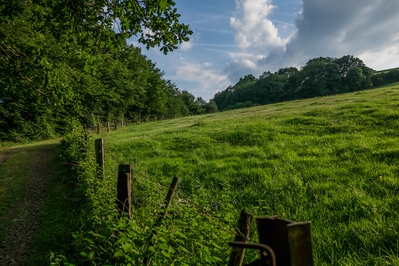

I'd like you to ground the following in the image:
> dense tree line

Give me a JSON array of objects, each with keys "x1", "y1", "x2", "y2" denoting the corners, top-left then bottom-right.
[
  {"x1": 213, "y1": 55, "x2": 399, "y2": 111},
  {"x1": 0, "y1": 0, "x2": 217, "y2": 142}
]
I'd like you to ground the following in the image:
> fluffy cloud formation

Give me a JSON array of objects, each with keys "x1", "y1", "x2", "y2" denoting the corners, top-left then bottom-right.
[
  {"x1": 263, "y1": 0, "x2": 399, "y2": 69},
  {"x1": 226, "y1": 0, "x2": 288, "y2": 81},
  {"x1": 227, "y1": 0, "x2": 399, "y2": 83},
  {"x1": 230, "y1": 0, "x2": 285, "y2": 49},
  {"x1": 174, "y1": 58, "x2": 230, "y2": 99}
]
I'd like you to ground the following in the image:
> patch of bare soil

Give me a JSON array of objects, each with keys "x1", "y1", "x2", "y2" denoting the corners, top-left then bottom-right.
[{"x1": 0, "y1": 147, "x2": 54, "y2": 266}]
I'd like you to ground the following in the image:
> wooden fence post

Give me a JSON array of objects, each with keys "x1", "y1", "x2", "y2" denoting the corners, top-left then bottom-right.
[
  {"x1": 256, "y1": 216, "x2": 314, "y2": 266},
  {"x1": 144, "y1": 177, "x2": 180, "y2": 266},
  {"x1": 107, "y1": 121, "x2": 110, "y2": 133},
  {"x1": 96, "y1": 123, "x2": 100, "y2": 134},
  {"x1": 95, "y1": 139, "x2": 104, "y2": 178},
  {"x1": 287, "y1": 222, "x2": 314, "y2": 266},
  {"x1": 116, "y1": 164, "x2": 132, "y2": 218},
  {"x1": 228, "y1": 210, "x2": 253, "y2": 266}
]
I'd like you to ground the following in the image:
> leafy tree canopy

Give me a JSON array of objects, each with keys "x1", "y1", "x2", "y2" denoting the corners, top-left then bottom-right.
[{"x1": 0, "y1": 0, "x2": 206, "y2": 142}]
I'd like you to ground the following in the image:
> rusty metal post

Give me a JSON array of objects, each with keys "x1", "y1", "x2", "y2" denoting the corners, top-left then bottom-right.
[
  {"x1": 228, "y1": 210, "x2": 253, "y2": 266},
  {"x1": 116, "y1": 164, "x2": 132, "y2": 218}
]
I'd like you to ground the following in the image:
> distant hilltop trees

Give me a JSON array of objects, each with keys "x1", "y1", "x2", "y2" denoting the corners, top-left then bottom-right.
[{"x1": 213, "y1": 55, "x2": 399, "y2": 111}]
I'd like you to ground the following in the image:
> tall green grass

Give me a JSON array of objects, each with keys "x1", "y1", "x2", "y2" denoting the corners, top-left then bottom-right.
[{"x1": 97, "y1": 84, "x2": 399, "y2": 265}]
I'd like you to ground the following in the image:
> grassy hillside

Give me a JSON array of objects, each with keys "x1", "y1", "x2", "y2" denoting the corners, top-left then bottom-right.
[{"x1": 100, "y1": 84, "x2": 399, "y2": 265}]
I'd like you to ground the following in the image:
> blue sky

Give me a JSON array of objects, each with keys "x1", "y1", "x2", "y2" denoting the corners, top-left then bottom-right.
[{"x1": 131, "y1": 0, "x2": 399, "y2": 101}]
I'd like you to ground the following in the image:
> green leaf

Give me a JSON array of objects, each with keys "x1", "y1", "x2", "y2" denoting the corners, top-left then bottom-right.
[
  {"x1": 123, "y1": 243, "x2": 133, "y2": 252},
  {"x1": 176, "y1": 231, "x2": 188, "y2": 240},
  {"x1": 114, "y1": 250, "x2": 124, "y2": 258},
  {"x1": 115, "y1": 236, "x2": 128, "y2": 245},
  {"x1": 159, "y1": 243, "x2": 168, "y2": 250},
  {"x1": 79, "y1": 252, "x2": 88, "y2": 258},
  {"x1": 161, "y1": 250, "x2": 171, "y2": 258},
  {"x1": 179, "y1": 247, "x2": 189, "y2": 253}
]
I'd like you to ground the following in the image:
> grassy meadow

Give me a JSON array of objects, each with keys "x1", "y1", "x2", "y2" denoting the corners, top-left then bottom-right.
[{"x1": 100, "y1": 84, "x2": 399, "y2": 265}]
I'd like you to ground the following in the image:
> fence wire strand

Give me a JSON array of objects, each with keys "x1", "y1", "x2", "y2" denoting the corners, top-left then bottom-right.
[{"x1": 104, "y1": 148, "x2": 251, "y2": 241}]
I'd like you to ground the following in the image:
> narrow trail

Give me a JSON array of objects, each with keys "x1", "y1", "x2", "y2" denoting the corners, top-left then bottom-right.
[{"x1": 0, "y1": 146, "x2": 55, "y2": 266}]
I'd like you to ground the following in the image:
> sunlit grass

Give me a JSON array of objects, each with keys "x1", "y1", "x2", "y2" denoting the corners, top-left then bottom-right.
[{"x1": 100, "y1": 84, "x2": 399, "y2": 264}]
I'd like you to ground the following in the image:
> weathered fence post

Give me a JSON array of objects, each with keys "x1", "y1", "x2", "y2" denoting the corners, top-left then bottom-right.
[
  {"x1": 287, "y1": 222, "x2": 314, "y2": 266},
  {"x1": 144, "y1": 177, "x2": 180, "y2": 266},
  {"x1": 107, "y1": 121, "x2": 111, "y2": 133},
  {"x1": 95, "y1": 139, "x2": 104, "y2": 178},
  {"x1": 257, "y1": 216, "x2": 313, "y2": 266},
  {"x1": 228, "y1": 210, "x2": 253, "y2": 266},
  {"x1": 116, "y1": 164, "x2": 132, "y2": 218},
  {"x1": 96, "y1": 123, "x2": 100, "y2": 134}
]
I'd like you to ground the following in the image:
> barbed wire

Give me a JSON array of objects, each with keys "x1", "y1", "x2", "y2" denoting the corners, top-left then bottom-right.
[
  {"x1": 102, "y1": 146, "x2": 255, "y2": 242},
  {"x1": 131, "y1": 170, "x2": 241, "y2": 238}
]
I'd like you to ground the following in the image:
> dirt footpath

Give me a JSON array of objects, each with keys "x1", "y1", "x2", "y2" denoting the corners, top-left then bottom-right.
[{"x1": 0, "y1": 147, "x2": 54, "y2": 266}]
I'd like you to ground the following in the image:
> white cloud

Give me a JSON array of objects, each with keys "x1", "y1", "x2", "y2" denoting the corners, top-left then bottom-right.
[
  {"x1": 224, "y1": 51, "x2": 265, "y2": 80},
  {"x1": 225, "y1": 0, "x2": 293, "y2": 82},
  {"x1": 180, "y1": 41, "x2": 193, "y2": 51},
  {"x1": 173, "y1": 58, "x2": 230, "y2": 98},
  {"x1": 225, "y1": 0, "x2": 399, "y2": 82},
  {"x1": 359, "y1": 46, "x2": 399, "y2": 71},
  {"x1": 287, "y1": 0, "x2": 398, "y2": 68},
  {"x1": 230, "y1": 0, "x2": 286, "y2": 50}
]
